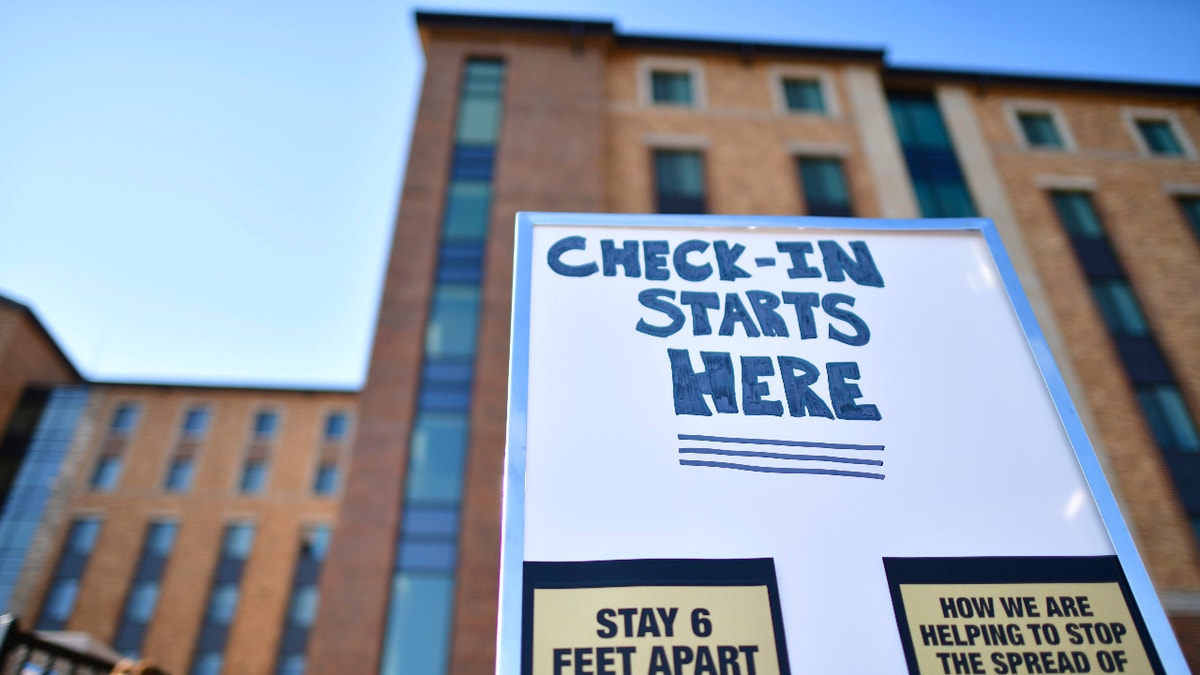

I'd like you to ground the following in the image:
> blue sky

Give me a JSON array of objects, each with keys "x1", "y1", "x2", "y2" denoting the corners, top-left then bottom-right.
[{"x1": 1, "y1": 0, "x2": 1197, "y2": 388}]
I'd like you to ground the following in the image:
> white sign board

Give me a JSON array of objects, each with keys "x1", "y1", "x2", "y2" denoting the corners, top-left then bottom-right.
[{"x1": 498, "y1": 214, "x2": 1183, "y2": 674}]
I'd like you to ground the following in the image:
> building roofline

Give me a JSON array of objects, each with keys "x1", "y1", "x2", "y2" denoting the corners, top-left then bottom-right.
[
  {"x1": 0, "y1": 292, "x2": 83, "y2": 381},
  {"x1": 885, "y1": 66, "x2": 1200, "y2": 99},
  {"x1": 91, "y1": 379, "x2": 359, "y2": 396},
  {"x1": 415, "y1": 10, "x2": 1200, "y2": 95}
]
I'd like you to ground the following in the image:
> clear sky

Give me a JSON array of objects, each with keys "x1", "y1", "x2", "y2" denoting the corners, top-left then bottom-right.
[{"x1": 1, "y1": 0, "x2": 1197, "y2": 388}]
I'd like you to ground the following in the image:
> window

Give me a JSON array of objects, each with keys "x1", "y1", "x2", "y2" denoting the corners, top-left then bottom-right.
[
  {"x1": 192, "y1": 653, "x2": 223, "y2": 675},
  {"x1": 165, "y1": 457, "x2": 194, "y2": 492},
  {"x1": 182, "y1": 407, "x2": 210, "y2": 438},
  {"x1": 455, "y1": 59, "x2": 504, "y2": 145},
  {"x1": 797, "y1": 157, "x2": 853, "y2": 216},
  {"x1": 253, "y1": 411, "x2": 278, "y2": 439},
  {"x1": 324, "y1": 412, "x2": 348, "y2": 441},
  {"x1": 1137, "y1": 385, "x2": 1200, "y2": 453},
  {"x1": 90, "y1": 456, "x2": 122, "y2": 491},
  {"x1": 37, "y1": 518, "x2": 101, "y2": 630},
  {"x1": 110, "y1": 404, "x2": 139, "y2": 435},
  {"x1": 1052, "y1": 191, "x2": 1105, "y2": 239},
  {"x1": 424, "y1": 285, "x2": 481, "y2": 358},
  {"x1": 782, "y1": 79, "x2": 825, "y2": 114},
  {"x1": 654, "y1": 150, "x2": 707, "y2": 214},
  {"x1": 288, "y1": 584, "x2": 319, "y2": 627},
  {"x1": 277, "y1": 655, "x2": 305, "y2": 675},
  {"x1": 1179, "y1": 197, "x2": 1200, "y2": 240},
  {"x1": 1017, "y1": 112, "x2": 1063, "y2": 149},
  {"x1": 192, "y1": 523, "x2": 253, "y2": 675},
  {"x1": 206, "y1": 583, "x2": 240, "y2": 625},
  {"x1": 40, "y1": 579, "x2": 79, "y2": 628},
  {"x1": 651, "y1": 71, "x2": 693, "y2": 105},
  {"x1": 887, "y1": 91, "x2": 976, "y2": 218},
  {"x1": 407, "y1": 413, "x2": 469, "y2": 502},
  {"x1": 1136, "y1": 119, "x2": 1184, "y2": 156},
  {"x1": 1090, "y1": 279, "x2": 1149, "y2": 337},
  {"x1": 302, "y1": 525, "x2": 330, "y2": 562},
  {"x1": 313, "y1": 462, "x2": 338, "y2": 496},
  {"x1": 223, "y1": 523, "x2": 255, "y2": 559},
  {"x1": 124, "y1": 581, "x2": 160, "y2": 623},
  {"x1": 240, "y1": 459, "x2": 267, "y2": 494}
]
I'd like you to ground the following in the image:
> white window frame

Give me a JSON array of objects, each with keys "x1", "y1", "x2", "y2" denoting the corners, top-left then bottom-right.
[
  {"x1": 638, "y1": 57, "x2": 706, "y2": 109},
  {"x1": 770, "y1": 65, "x2": 841, "y2": 117},
  {"x1": 1004, "y1": 99, "x2": 1076, "y2": 152},
  {"x1": 1122, "y1": 107, "x2": 1197, "y2": 159}
]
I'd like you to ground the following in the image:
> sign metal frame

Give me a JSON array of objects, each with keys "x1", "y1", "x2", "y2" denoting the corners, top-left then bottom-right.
[{"x1": 496, "y1": 212, "x2": 1187, "y2": 673}]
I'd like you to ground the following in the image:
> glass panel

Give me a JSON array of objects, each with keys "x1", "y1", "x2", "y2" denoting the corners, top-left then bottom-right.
[
  {"x1": 240, "y1": 459, "x2": 268, "y2": 493},
  {"x1": 223, "y1": 524, "x2": 255, "y2": 559},
  {"x1": 379, "y1": 573, "x2": 455, "y2": 675},
  {"x1": 455, "y1": 60, "x2": 505, "y2": 144},
  {"x1": 407, "y1": 413, "x2": 469, "y2": 502},
  {"x1": 442, "y1": 180, "x2": 492, "y2": 240},
  {"x1": 192, "y1": 652, "x2": 223, "y2": 675},
  {"x1": 183, "y1": 407, "x2": 210, "y2": 437},
  {"x1": 1051, "y1": 192, "x2": 1105, "y2": 239},
  {"x1": 783, "y1": 79, "x2": 825, "y2": 113},
  {"x1": 654, "y1": 150, "x2": 706, "y2": 214},
  {"x1": 1180, "y1": 198, "x2": 1200, "y2": 240},
  {"x1": 303, "y1": 525, "x2": 330, "y2": 561},
  {"x1": 90, "y1": 457, "x2": 122, "y2": 491},
  {"x1": 798, "y1": 157, "x2": 852, "y2": 216},
  {"x1": 313, "y1": 463, "x2": 338, "y2": 495},
  {"x1": 402, "y1": 505, "x2": 459, "y2": 538},
  {"x1": 147, "y1": 522, "x2": 178, "y2": 557},
  {"x1": 40, "y1": 578, "x2": 79, "y2": 626},
  {"x1": 398, "y1": 540, "x2": 457, "y2": 571},
  {"x1": 1137, "y1": 120, "x2": 1183, "y2": 156},
  {"x1": 126, "y1": 581, "x2": 160, "y2": 622},
  {"x1": 288, "y1": 584, "x2": 319, "y2": 627},
  {"x1": 889, "y1": 95, "x2": 952, "y2": 148},
  {"x1": 424, "y1": 285, "x2": 482, "y2": 359},
  {"x1": 69, "y1": 519, "x2": 102, "y2": 554},
  {"x1": 1138, "y1": 385, "x2": 1200, "y2": 453},
  {"x1": 207, "y1": 583, "x2": 240, "y2": 625},
  {"x1": 254, "y1": 411, "x2": 279, "y2": 438},
  {"x1": 166, "y1": 457, "x2": 195, "y2": 492},
  {"x1": 277, "y1": 654, "x2": 306, "y2": 675},
  {"x1": 110, "y1": 405, "x2": 139, "y2": 434},
  {"x1": 651, "y1": 71, "x2": 693, "y2": 105},
  {"x1": 324, "y1": 413, "x2": 347, "y2": 441},
  {"x1": 1018, "y1": 112, "x2": 1063, "y2": 148},
  {"x1": 1090, "y1": 279, "x2": 1149, "y2": 336}
]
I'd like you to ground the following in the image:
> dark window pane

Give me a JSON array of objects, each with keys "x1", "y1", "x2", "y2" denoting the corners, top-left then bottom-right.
[
  {"x1": 323, "y1": 412, "x2": 347, "y2": 441},
  {"x1": 222, "y1": 524, "x2": 255, "y2": 559},
  {"x1": 654, "y1": 150, "x2": 706, "y2": 214},
  {"x1": 302, "y1": 526, "x2": 330, "y2": 561},
  {"x1": 287, "y1": 584, "x2": 319, "y2": 627},
  {"x1": 254, "y1": 411, "x2": 278, "y2": 439},
  {"x1": 146, "y1": 522, "x2": 178, "y2": 558},
  {"x1": 1180, "y1": 198, "x2": 1200, "y2": 241},
  {"x1": 455, "y1": 60, "x2": 505, "y2": 144},
  {"x1": 165, "y1": 457, "x2": 194, "y2": 492},
  {"x1": 90, "y1": 456, "x2": 122, "y2": 491},
  {"x1": 110, "y1": 404, "x2": 139, "y2": 434},
  {"x1": 240, "y1": 459, "x2": 267, "y2": 494},
  {"x1": 651, "y1": 71, "x2": 692, "y2": 105},
  {"x1": 192, "y1": 652, "x2": 223, "y2": 675},
  {"x1": 39, "y1": 578, "x2": 78, "y2": 628},
  {"x1": 182, "y1": 407, "x2": 210, "y2": 437},
  {"x1": 398, "y1": 540, "x2": 457, "y2": 571},
  {"x1": 1137, "y1": 119, "x2": 1183, "y2": 156},
  {"x1": 312, "y1": 462, "x2": 338, "y2": 495},
  {"x1": 442, "y1": 180, "x2": 492, "y2": 240},
  {"x1": 69, "y1": 519, "x2": 102, "y2": 554},
  {"x1": 783, "y1": 79, "x2": 824, "y2": 113},
  {"x1": 402, "y1": 505, "x2": 459, "y2": 538},
  {"x1": 888, "y1": 92, "x2": 976, "y2": 218},
  {"x1": 1137, "y1": 385, "x2": 1200, "y2": 453},
  {"x1": 424, "y1": 285, "x2": 481, "y2": 359},
  {"x1": 379, "y1": 573, "x2": 455, "y2": 675},
  {"x1": 798, "y1": 157, "x2": 853, "y2": 216},
  {"x1": 276, "y1": 654, "x2": 305, "y2": 675},
  {"x1": 126, "y1": 580, "x2": 160, "y2": 622},
  {"x1": 406, "y1": 413, "x2": 469, "y2": 502},
  {"x1": 1090, "y1": 279, "x2": 1149, "y2": 336},
  {"x1": 1051, "y1": 192, "x2": 1105, "y2": 239},
  {"x1": 1018, "y1": 112, "x2": 1063, "y2": 148},
  {"x1": 206, "y1": 583, "x2": 240, "y2": 625}
]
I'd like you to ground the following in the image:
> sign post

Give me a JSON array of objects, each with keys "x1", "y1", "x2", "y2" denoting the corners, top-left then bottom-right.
[{"x1": 497, "y1": 213, "x2": 1185, "y2": 673}]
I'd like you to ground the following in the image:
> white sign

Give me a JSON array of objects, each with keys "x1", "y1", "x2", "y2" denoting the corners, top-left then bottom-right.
[{"x1": 497, "y1": 214, "x2": 1183, "y2": 674}]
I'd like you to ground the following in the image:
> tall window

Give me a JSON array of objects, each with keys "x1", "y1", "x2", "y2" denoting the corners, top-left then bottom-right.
[
  {"x1": 1179, "y1": 197, "x2": 1200, "y2": 241},
  {"x1": 192, "y1": 523, "x2": 254, "y2": 675},
  {"x1": 91, "y1": 403, "x2": 139, "y2": 492},
  {"x1": 888, "y1": 91, "x2": 976, "y2": 218},
  {"x1": 797, "y1": 157, "x2": 853, "y2": 217},
  {"x1": 654, "y1": 150, "x2": 707, "y2": 214},
  {"x1": 1017, "y1": 112, "x2": 1063, "y2": 149},
  {"x1": 253, "y1": 411, "x2": 279, "y2": 440},
  {"x1": 37, "y1": 518, "x2": 102, "y2": 630},
  {"x1": 782, "y1": 79, "x2": 825, "y2": 114},
  {"x1": 651, "y1": 71, "x2": 693, "y2": 105},
  {"x1": 165, "y1": 406, "x2": 207, "y2": 493},
  {"x1": 274, "y1": 525, "x2": 329, "y2": 675},
  {"x1": 381, "y1": 58, "x2": 505, "y2": 675},
  {"x1": 1051, "y1": 191, "x2": 1200, "y2": 505},
  {"x1": 241, "y1": 410, "x2": 276, "y2": 494},
  {"x1": 114, "y1": 521, "x2": 177, "y2": 657}
]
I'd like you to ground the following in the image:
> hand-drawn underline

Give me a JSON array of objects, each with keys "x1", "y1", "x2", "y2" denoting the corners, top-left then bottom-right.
[{"x1": 677, "y1": 433, "x2": 886, "y2": 480}]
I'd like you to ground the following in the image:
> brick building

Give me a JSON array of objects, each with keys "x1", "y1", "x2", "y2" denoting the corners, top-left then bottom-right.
[{"x1": 1, "y1": 10, "x2": 1199, "y2": 674}]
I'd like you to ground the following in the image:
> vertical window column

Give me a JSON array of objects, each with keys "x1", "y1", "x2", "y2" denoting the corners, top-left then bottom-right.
[
  {"x1": 887, "y1": 91, "x2": 977, "y2": 218},
  {"x1": 114, "y1": 521, "x2": 178, "y2": 656},
  {"x1": 654, "y1": 149, "x2": 707, "y2": 214},
  {"x1": 1051, "y1": 191, "x2": 1200, "y2": 527},
  {"x1": 797, "y1": 157, "x2": 854, "y2": 216},
  {"x1": 274, "y1": 525, "x2": 330, "y2": 675},
  {"x1": 240, "y1": 411, "x2": 277, "y2": 494},
  {"x1": 37, "y1": 517, "x2": 102, "y2": 630},
  {"x1": 90, "y1": 404, "x2": 139, "y2": 491},
  {"x1": 379, "y1": 58, "x2": 505, "y2": 675},
  {"x1": 192, "y1": 523, "x2": 254, "y2": 675},
  {"x1": 166, "y1": 406, "x2": 208, "y2": 492}
]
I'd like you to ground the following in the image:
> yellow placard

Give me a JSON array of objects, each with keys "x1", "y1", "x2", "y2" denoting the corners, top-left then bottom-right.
[
  {"x1": 532, "y1": 585, "x2": 780, "y2": 675},
  {"x1": 899, "y1": 582, "x2": 1153, "y2": 674}
]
